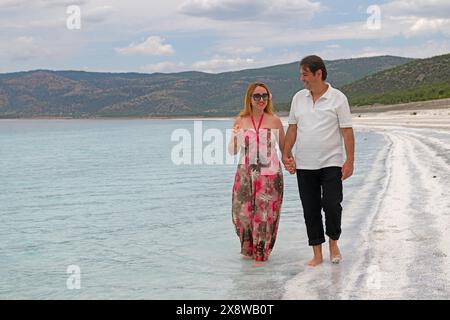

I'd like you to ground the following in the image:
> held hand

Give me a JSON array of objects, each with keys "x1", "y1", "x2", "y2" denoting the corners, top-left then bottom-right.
[
  {"x1": 287, "y1": 160, "x2": 296, "y2": 174},
  {"x1": 282, "y1": 154, "x2": 296, "y2": 175},
  {"x1": 341, "y1": 160, "x2": 354, "y2": 181}
]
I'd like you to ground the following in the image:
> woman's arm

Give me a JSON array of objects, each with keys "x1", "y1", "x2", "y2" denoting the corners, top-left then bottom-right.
[
  {"x1": 274, "y1": 116, "x2": 286, "y2": 152},
  {"x1": 227, "y1": 117, "x2": 242, "y2": 156}
]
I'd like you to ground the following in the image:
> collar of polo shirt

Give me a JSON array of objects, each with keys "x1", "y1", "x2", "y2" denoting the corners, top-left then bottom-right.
[{"x1": 305, "y1": 82, "x2": 332, "y2": 99}]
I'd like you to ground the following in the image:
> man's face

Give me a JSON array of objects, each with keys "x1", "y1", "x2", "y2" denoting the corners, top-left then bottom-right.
[{"x1": 300, "y1": 66, "x2": 322, "y2": 90}]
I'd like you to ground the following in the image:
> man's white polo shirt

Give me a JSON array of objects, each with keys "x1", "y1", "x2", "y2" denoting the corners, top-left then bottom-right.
[{"x1": 288, "y1": 83, "x2": 353, "y2": 170}]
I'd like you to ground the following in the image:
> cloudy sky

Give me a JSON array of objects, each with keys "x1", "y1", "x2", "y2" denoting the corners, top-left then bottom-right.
[{"x1": 0, "y1": 0, "x2": 449, "y2": 73}]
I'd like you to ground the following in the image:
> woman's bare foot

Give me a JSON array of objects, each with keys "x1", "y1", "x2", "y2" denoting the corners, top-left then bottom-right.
[
  {"x1": 307, "y1": 257, "x2": 323, "y2": 266},
  {"x1": 252, "y1": 260, "x2": 266, "y2": 268},
  {"x1": 329, "y1": 240, "x2": 342, "y2": 264}
]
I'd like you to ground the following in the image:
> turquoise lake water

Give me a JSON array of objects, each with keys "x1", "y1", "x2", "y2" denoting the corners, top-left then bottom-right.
[{"x1": 0, "y1": 119, "x2": 387, "y2": 299}]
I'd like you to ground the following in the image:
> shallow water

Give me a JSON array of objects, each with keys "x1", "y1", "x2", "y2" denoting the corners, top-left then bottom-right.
[{"x1": 0, "y1": 119, "x2": 393, "y2": 299}]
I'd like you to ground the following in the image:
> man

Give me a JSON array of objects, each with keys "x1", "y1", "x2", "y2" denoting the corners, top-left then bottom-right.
[{"x1": 283, "y1": 55, "x2": 355, "y2": 267}]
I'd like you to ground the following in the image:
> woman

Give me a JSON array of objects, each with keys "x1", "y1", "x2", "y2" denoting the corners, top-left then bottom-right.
[{"x1": 228, "y1": 82, "x2": 286, "y2": 263}]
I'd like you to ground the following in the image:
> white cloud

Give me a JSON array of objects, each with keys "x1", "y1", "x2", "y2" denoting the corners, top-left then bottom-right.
[
  {"x1": 141, "y1": 62, "x2": 187, "y2": 73},
  {"x1": 115, "y1": 36, "x2": 175, "y2": 56},
  {"x1": 0, "y1": 0, "x2": 88, "y2": 9},
  {"x1": 267, "y1": 0, "x2": 322, "y2": 19},
  {"x1": 1, "y1": 0, "x2": 449, "y2": 73},
  {"x1": 365, "y1": 40, "x2": 450, "y2": 59},
  {"x1": 209, "y1": 10, "x2": 450, "y2": 51},
  {"x1": 139, "y1": 57, "x2": 261, "y2": 74},
  {"x1": 10, "y1": 36, "x2": 40, "y2": 60},
  {"x1": 218, "y1": 46, "x2": 264, "y2": 56},
  {"x1": 12, "y1": 5, "x2": 114, "y2": 29},
  {"x1": 139, "y1": 52, "x2": 305, "y2": 73},
  {"x1": 2, "y1": 36, "x2": 52, "y2": 61},
  {"x1": 0, "y1": 0, "x2": 28, "y2": 9},
  {"x1": 84, "y1": 5, "x2": 115, "y2": 23},
  {"x1": 140, "y1": 55, "x2": 263, "y2": 74},
  {"x1": 0, "y1": 2, "x2": 113, "y2": 30},
  {"x1": 178, "y1": 0, "x2": 321, "y2": 21},
  {"x1": 179, "y1": 0, "x2": 259, "y2": 20},
  {"x1": 383, "y1": 0, "x2": 450, "y2": 19},
  {"x1": 315, "y1": 39, "x2": 450, "y2": 61},
  {"x1": 378, "y1": 1, "x2": 450, "y2": 37},
  {"x1": 191, "y1": 56, "x2": 257, "y2": 72},
  {"x1": 173, "y1": 0, "x2": 450, "y2": 49},
  {"x1": 409, "y1": 18, "x2": 450, "y2": 34},
  {"x1": 212, "y1": 21, "x2": 396, "y2": 49}
]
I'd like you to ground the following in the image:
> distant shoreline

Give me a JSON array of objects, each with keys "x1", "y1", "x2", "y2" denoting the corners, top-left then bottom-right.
[
  {"x1": 1, "y1": 98, "x2": 449, "y2": 120},
  {"x1": 350, "y1": 97, "x2": 450, "y2": 114},
  {"x1": 0, "y1": 116, "x2": 235, "y2": 121}
]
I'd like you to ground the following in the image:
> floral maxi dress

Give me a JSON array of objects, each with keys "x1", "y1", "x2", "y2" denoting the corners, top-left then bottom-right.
[{"x1": 232, "y1": 128, "x2": 284, "y2": 261}]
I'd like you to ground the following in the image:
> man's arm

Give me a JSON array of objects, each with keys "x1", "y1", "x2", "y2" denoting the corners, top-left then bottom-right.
[
  {"x1": 282, "y1": 124, "x2": 297, "y2": 174},
  {"x1": 341, "y1": 127, "x2": 355, "y2": 180}
]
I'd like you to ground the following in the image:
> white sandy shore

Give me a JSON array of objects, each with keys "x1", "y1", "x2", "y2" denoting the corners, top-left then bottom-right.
[
  {"x1": 281, "y1": 103, "x2": 450, "y2": 299},
  {"x1": 352, "y1": 108, "x2": 450, "y2": 130}
]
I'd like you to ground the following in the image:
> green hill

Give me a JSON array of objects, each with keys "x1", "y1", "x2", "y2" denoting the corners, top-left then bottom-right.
[
  {"x1": 0, "y1": 55, "x2": 412, "y2": 118},
  {"x1": 342, "y1": 53, "x2": 450, "y2": 106}
]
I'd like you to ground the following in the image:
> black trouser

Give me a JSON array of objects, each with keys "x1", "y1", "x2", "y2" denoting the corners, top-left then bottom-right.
[{"x1": 296, "y1": 167, "x2": 343, "y2": 246}]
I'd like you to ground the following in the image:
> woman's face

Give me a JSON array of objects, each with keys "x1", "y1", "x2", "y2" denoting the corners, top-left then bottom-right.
[{"x1": 251, "y1": 86, "x2": 269, "y2": 112}]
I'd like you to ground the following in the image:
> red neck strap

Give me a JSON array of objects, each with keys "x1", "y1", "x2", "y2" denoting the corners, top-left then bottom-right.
[{"x1": 251, "y1": 112, "x2": 264, "y2": 133}]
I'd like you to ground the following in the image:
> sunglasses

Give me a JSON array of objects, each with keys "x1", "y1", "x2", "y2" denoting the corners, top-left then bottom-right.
[{"x1": 252, "y1": 93, "x2": 269, "y2": 101}]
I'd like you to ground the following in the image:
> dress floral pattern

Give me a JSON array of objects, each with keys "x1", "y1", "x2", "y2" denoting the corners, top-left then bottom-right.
[{"x1": 232, "y1": 128, "x2": 284, "y2": 261}]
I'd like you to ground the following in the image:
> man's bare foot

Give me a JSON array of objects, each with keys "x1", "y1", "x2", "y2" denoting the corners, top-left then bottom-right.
[
  {"x1": 329, "y1": 240, "x2": 342, "y2": 264},
  {"x1": 307, "y1": 244, "x2": 323, "y2": 266},
  {"x1": 307, "y1": 257, "x2": 323, "y2": 266},
  {"x1": 241, "y1": 254, "x2": 253, "y2": 260}
]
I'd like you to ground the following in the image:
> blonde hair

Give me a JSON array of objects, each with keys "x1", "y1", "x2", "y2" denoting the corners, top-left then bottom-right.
[{"x1": 238, "y1": 82, "x2": 275, "y2": 117}]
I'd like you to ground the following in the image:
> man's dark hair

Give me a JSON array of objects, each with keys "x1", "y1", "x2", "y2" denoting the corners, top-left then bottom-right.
[{"x1": 300, "y1": 55, "x2": 327, "y2": 81}]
